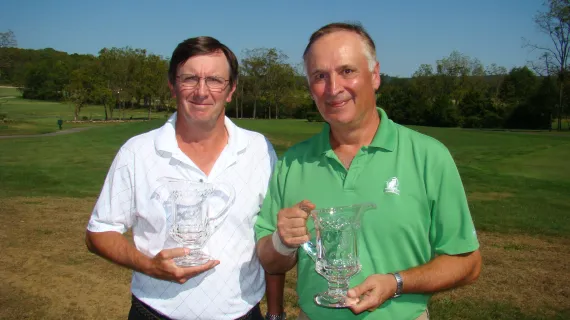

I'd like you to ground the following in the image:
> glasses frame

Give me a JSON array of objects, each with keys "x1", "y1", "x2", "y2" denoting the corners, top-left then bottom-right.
[{"x1": 176, "y1": 74, "x2": 230, "y2": 92}]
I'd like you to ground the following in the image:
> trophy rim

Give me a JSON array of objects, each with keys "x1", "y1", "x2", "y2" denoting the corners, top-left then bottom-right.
[{"x1": 310, "y1": 202, "x2": 376, "y2": 215}]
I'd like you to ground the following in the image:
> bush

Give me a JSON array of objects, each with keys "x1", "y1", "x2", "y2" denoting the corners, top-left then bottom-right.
[
  {"x1": 306, "y1": 112, "x2": 324, "y2": 122},
  {"x1": 82, "y1": 116, "x2": 88, "y2": 121},
  {"x1": 0, "y1": 113, "x2": 7, "y2": 121}
]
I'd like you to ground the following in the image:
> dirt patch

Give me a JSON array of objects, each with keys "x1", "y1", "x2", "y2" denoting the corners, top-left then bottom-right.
[
  {"x1": 0, "y1": 197, "x2": 131, "y2": 319},
  {"x1": 2, "y1": 197, "x2": 569, "y2": 319},
  {"x1": 468, "y1": 192, "x2": 514, "y2": 201},
  {"x1": 432, "y1": 232, "x2": 570, "y2": 316}
]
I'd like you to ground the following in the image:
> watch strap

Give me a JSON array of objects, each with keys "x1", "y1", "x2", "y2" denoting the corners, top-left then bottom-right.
[{"x1": 391, "y1": 272, "x2": 403, "y2": 298}]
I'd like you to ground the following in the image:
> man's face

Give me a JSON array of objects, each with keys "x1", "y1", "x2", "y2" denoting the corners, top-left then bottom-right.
[
  {"x1": 305, "y1": 31, "x2": 380, "y2": 127},
  {"x1": 169, "y1": 52, "x2": 235, "y2": 126}
]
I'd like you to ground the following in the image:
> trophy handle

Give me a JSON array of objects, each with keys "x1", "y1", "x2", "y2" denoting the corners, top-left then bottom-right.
[
  {"x1": 301, "y1": 241, "x2": 317, "y2": 262},
  {"x1": 208, "y1": 182, "x2": 235, "y2": 221}
]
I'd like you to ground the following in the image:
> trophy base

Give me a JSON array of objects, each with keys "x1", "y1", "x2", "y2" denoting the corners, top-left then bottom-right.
[
  {"x1": 314, "y1": 293, "x2": 360, "y2": 308},
  {"x1": 173, "y1": 251, "x2": 212, "y2": 267}
]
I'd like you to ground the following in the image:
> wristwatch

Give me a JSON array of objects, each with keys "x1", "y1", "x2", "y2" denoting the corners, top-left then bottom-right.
[
  {"x1": 391, "y1": 272, "x2": 403, "y2": 298},
  {"x1": 265, "y1": 312, "x2": 286, "y2": 320}
]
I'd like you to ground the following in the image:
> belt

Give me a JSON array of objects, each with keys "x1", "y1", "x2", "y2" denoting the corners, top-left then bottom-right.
[{"x1": 131, "y1": 295, "x2": 260, "y2": 320}]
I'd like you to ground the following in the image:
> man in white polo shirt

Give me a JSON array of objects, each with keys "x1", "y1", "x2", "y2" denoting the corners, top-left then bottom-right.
[{"x1": 86, "y1": 36, "x2": 286, "y2": 320}]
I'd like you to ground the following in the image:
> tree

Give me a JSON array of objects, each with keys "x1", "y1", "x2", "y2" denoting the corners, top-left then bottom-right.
[
  {"x1": 241, "y1": 49, "x2": 266, "y2": 119},
  {"x1": 0, "y1": 30, "x2": 17, "y2": 48},
  {"x1": 499, "y1": 66, "x2": 539, "y2": 106},
  {"x1": 65, "y1": 65, "x2": 94, "y2": 121},
  {"x1": 526, "y1": 0, "x2": 570, "y2": 130},
  {"x1": 0, "y1": 30, "x2": 17, "y2": 82},
  {"x1": 97, "y1": 47, "x2": 128, "y2": 120}
]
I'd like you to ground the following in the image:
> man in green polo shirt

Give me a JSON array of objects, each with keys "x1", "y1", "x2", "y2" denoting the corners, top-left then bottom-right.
[{"x1": 254, "y1": 22, "x2": 482, "y2": 320}]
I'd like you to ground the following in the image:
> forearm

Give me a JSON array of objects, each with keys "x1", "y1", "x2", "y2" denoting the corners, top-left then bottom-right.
[
  {"x1": 85, "y1": 230, "x2": 152, "y2": 274},
  {"x1": 265, "y1": 272, "x2": 286, "y2": 315},
  {"x1": 257, "y1": 235, "x2": 297, "y2": 274},
  {"x1": 400, "y1": 250, "x2": 482, "y2": 294}
]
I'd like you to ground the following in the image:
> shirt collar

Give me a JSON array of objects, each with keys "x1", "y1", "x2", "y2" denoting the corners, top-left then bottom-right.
[
  {"x1": 154, "y1": 112, "x2": 249, "y2": 156},
  {"x1": 313, "y1": 107, "x2": 396, "y2": 156}
]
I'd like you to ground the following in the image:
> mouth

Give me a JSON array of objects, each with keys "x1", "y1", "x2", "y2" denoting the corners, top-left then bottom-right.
[
  {"x1": 327, "y1": 100, "x2": 348, "y2": 108},
  {"x1": 189, "y1": 102, "x2": 213, "y2": 107}
]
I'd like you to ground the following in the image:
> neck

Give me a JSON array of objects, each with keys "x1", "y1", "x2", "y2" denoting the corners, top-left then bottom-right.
[
  {"x1": 175, "y1": 113, "x2": 227, "y2": 147},
  {"x1": 329, "y1": 108, "x2": 380, "y2": 149}
]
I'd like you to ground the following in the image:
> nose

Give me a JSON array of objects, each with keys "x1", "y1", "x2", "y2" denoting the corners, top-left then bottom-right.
[
  {"x1": 195, "y1": 78, "x2": 209, "y2": 97},
  {"x1": 325, "y1": 73, "x2": 343, "y2": 96}
]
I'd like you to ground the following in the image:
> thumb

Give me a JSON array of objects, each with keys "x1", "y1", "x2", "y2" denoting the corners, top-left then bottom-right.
[
  {"x1": 158, "y1": 247, "x2": 190, "y2": 260},
  {"x1": 347, "y1": 278, "x2": 375, "y2": 298},
  {"x1": 296, "y1": 200, "x2": 316, "y2": 214}
]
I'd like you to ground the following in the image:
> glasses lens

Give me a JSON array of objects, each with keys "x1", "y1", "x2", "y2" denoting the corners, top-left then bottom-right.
[
  {"x1": 180, "y1": 75, "x2": 198, "y2": 87},
  {"x1": 206, "y1": 77, "x2": 226, "y2": 89}
]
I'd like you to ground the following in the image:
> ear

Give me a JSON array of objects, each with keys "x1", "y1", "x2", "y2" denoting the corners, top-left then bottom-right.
[
  {"x1": 168, "y1": 80, "x2": 176, "y2": 98},
  {"x1": 372, "y1": 61, "x2": 381, "y2": 90},
  {"x1": 225, "y1": 81, "x2": 237, "y2": 103}
]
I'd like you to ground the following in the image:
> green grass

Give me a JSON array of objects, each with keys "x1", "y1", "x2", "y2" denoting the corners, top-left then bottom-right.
[
  {"x1": 0, "y1": 86, "x2": 21, "y2": 97},
  {"x1": 1, "y1": 116, "x2": 569, "y2": 237},
  {"x1": 1, "y1": 100, "x2": 570, "y2": 319},
  {"x1": 552, "y1": 118, "x2": 570, "y2": 130},
  {"x1": 0, "y1": 97, "x2": 171, "y2": 135},
  {"x1": 0, "y1": 119, "x2": 163, "y2": 197}
]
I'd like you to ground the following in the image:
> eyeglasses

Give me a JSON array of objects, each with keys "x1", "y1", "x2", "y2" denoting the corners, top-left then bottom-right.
[{"x1": 176, "y1": 74, "x2": 230, "y2": 91}]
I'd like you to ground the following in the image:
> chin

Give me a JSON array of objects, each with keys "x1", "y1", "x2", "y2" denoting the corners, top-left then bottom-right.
[{"x1": 323, "y1": 111, "x2": 354, "y2": 125}]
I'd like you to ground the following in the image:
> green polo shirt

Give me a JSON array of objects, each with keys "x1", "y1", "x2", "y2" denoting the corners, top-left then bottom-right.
[{"x1": 255, "y1": 107, "x2": 479, "y2": 320}]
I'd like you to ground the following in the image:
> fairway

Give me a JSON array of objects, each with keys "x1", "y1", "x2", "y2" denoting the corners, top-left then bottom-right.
[
  {"x1": 0, "y1": 91, "x2": 170, "y2": 135},
  {"x1": 0, "y1": 103, "x2": 569, "y2": 319}
]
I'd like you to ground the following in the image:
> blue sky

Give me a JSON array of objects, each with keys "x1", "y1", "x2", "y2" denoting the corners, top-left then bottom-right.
[{"x1": 1, "y1": 0, "x2": 549, "y2": 77}]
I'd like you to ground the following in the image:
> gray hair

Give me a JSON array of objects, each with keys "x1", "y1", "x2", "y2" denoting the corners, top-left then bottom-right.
[{"x1": 303, "y1": 22, "x2": 377, "y2": 76}]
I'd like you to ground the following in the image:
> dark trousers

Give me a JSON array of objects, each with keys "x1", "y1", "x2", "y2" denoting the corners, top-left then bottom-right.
[{"x1": 128, "y1": 295, "x2": 263, "y2": 320}]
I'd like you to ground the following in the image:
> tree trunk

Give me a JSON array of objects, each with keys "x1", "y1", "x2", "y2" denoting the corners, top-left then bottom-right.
[
  {"x1": 104, "y1": 103, "x2": 108, "y2": 121},
  {"x1": 148, "y1": 101, "x2": 152, "y2": 121},
  {"x1": 109, "y1": 103, "x2": 114, "y2": 120},
  {"x1": 558, "y1": 81, "x2": 563, "y2": 131},
  {"x1": 74, "y1": 104, "x2": 79, "y2": 121},
  {"x1": 253, "y1": 99, "x2": 257, "y2": 119}
]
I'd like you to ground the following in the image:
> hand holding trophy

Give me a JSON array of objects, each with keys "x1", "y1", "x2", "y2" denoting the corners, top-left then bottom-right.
[{"x1": 161, "y1": 178, "x2": 235, "y2": 267}]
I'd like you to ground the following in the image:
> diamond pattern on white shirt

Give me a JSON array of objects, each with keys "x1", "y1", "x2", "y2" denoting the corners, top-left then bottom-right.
[{"x1": 88, "y1": 113, "x2": 277, "y2": 319}]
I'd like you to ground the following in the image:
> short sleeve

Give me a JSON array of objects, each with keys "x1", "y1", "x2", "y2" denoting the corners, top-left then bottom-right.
[
  {"x1": 428, "y1": 147, "x2": 480, "y2": 255},
  {"x1": 87, "y1": 147, "x2": 136, "y2": 234},
  {"x1": 254, "y1": 158, "x2": 284, "y2": 242}
]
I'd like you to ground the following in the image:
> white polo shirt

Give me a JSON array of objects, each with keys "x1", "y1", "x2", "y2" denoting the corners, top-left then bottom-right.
[{"x1": 88, "y1": 113, "x2": 277, "y2": 319}]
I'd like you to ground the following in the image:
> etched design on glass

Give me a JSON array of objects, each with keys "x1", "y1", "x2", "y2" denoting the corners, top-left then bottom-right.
[
  {"x1": 301, "y1": 203, "x2": 376, "y2": 308},
  {"x1": 158, "y1": 178, "x2": 235, "y2": 267}
]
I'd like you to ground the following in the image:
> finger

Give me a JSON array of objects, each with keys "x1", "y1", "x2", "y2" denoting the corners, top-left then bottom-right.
[
  {"x1": 282, "y1": 226, "x2": 310, "y2": 238},
  {"x1": 349, "y1": 293, "x2": 377, "y2": 314},
  {"x1": 296, "y1": 200, "x2": 316, "y2": 214},
  {"x1": 181, "y1": 260, "x2": 220, "y2": 277},
  {"x1": 157, "y1": 247, "x2": 189, "y2": 260},
  {"x1": 281, "y1": 208, "x2": 310, "y2": 219},
  {"x1": 279, "y1": 216, "x2": 310, "y2": 228},
  {"x1": 285, "y1": 235, "x2": 310, "y2": 246},
  {"x1": 347, "y1": 278, "x2": 375, "y2": 299}
]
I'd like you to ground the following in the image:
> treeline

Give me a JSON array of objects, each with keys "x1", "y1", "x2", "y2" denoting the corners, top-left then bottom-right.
[
  {"x1": 0, "y1": 46, "x2": 564, "y2": 129},
  {"x1": 0, "y1": 46, "x2": 171, "y2": 121},
  {"x1": 378, "y1": 51, "x2": 559, "y2": 130},
  {"x1": 0, "y1": 45, "x2": 314, "y2": 121}
]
